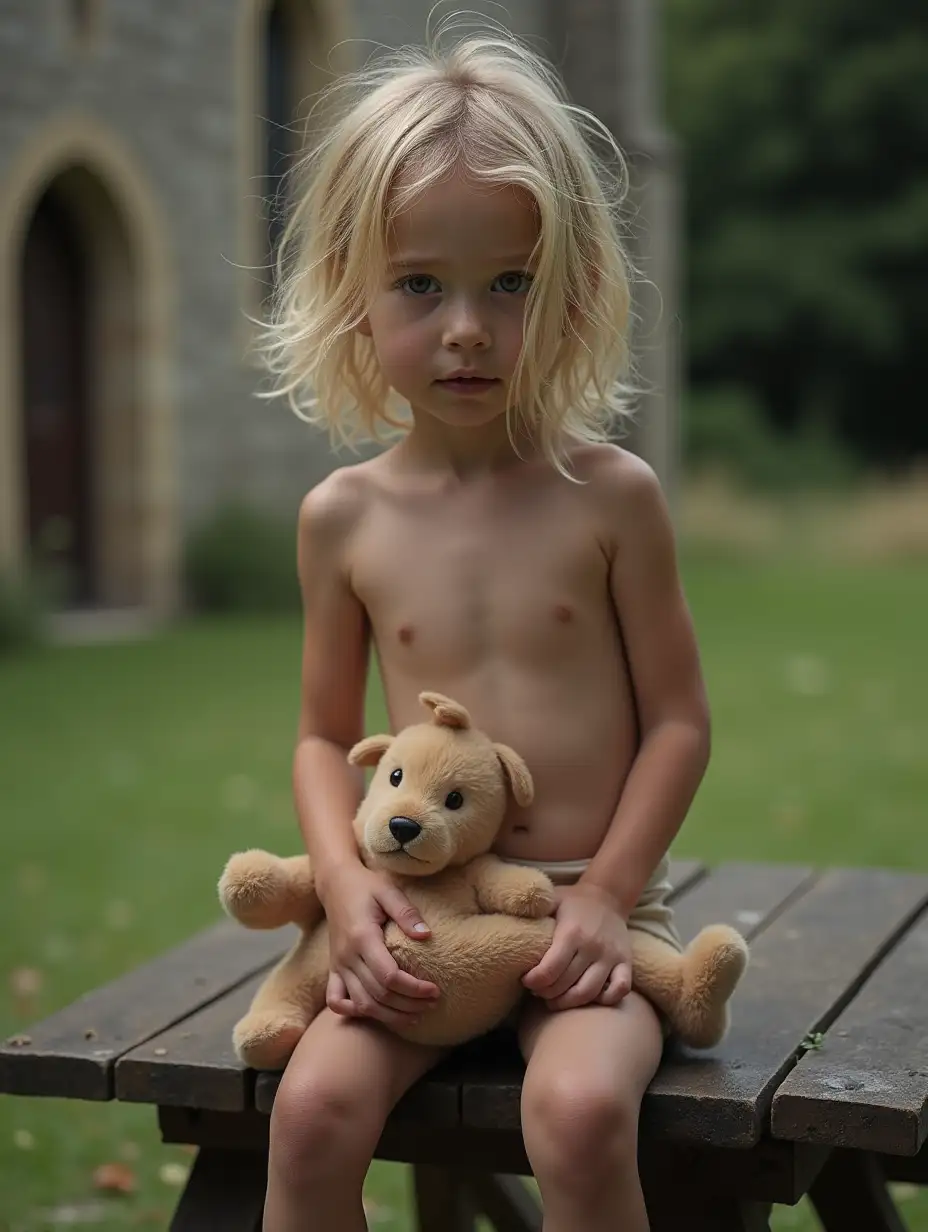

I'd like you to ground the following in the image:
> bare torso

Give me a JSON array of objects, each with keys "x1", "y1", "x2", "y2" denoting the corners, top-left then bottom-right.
[{"x1": 340, "y1": 442, "x2": 641, "y2": 862}]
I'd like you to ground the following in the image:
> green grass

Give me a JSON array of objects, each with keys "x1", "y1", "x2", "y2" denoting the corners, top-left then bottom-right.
[{"x1": 1, "y1": 556, "x2": 927, "y2": 1230}]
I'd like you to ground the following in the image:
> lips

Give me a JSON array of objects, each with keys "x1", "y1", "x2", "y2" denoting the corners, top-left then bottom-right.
[{"x1": 435, "y1": 375, "x2": 500, "y2": 391}]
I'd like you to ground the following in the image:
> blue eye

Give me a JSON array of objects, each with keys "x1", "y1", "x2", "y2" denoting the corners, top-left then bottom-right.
[
  {"x1": 400, "y1": 275, "x2": 440, "y2": 295},
  {"x1": 491, "y1": 271, "x2": 533, "y2": 294}
]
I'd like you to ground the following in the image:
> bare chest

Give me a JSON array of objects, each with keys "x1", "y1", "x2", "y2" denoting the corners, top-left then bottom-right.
[{"x1": 350, "y1": 496, "x2": 612, "y2": 676}]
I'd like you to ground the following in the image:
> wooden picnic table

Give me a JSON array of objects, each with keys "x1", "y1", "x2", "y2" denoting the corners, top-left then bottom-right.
[{"x1": 2, "y1": 859, "x2": 927, "y2": 1231}]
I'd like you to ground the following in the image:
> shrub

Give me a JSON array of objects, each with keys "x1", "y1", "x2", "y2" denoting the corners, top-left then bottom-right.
[
  {"x1": 684, "y1": 385, "x2": 859, "y2": 492},
  {"x1": 184, "y1": 504, "x2": 300, "y2": 614},
  {"x1": 0, "y1": 570, "x2": 50, "y2": 656}
]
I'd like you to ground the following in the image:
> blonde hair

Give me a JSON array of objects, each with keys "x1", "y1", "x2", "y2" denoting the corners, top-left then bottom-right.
[{"x1": 260, "y1": 19, "x2": 638, "y2": 473}]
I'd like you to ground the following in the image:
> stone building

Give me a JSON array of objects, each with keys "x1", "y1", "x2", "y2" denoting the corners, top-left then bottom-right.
[{"x1": 0, "y1": 0, "x2": 677, "y2": 616}]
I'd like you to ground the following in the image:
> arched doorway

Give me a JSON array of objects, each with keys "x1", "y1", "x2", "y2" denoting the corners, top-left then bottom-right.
[
  {"x1": 20, "y1": 185, "x2": 94, "y2": 605},
  {"x1": 0, "y1": 119, "x2": 176, "y2": 614}
]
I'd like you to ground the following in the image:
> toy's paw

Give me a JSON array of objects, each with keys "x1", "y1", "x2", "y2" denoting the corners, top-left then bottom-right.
[
  {"x1": 512, "y1": 873, "x2": 557, "y2": 919},
  {"x1": 232, "y1": 1009, "x2": 307, "y2": 1071},
  {"x1": 679, "y1": 925, "x2": 749, "y2": 1049},
  {"x1": 219, "y1": 850, "x2": 290, "y2": 927}
]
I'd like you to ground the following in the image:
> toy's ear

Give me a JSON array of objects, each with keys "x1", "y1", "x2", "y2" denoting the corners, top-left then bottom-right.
[
  {"x1": 419, "y1": 692, "x2": 471, "y2": 730},
  {"x1": 494, "y1": 743, "x2": 534, "y2": 807},
  {"x1": 347, "y1": 734, "x2": 393, "y2": 767}
]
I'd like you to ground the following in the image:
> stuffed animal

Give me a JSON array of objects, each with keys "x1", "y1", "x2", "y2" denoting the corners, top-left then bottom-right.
[{"x1": 219, "y1": 692, "x2": 748, "y2": 1070}]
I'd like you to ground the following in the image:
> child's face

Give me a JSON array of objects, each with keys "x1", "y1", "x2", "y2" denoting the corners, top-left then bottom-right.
[{"x1": 359, "y1": 170, "x2": 539, "y2": 429}]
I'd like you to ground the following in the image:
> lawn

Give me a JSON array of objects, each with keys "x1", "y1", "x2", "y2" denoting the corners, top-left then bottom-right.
[{"x1": 1, "y1": 553, "x2": 927, "y2": 1230}]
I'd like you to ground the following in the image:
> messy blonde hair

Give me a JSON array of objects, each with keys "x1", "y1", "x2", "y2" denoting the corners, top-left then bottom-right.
[{"x1": 260, "y1": 18, "x2": 638, "y2": 473}]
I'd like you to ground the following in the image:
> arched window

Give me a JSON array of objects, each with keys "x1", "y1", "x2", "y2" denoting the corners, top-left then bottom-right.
[
  {"x1": 240, "y1": 0, "x2": 346, "y2": 313},
  {"x1": 263, "y1": 0, "x2": 293, "y2": 281}
]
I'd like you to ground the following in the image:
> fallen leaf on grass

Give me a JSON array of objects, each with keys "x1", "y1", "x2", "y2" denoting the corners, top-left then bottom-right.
[
  {"x1": 159, "y1": 1161, "x2": 190, "y2": 1187},
  {"x1": 92, "y1": 1161, "x2": 137, "y2": 1194},
  {"x1": 10, "y1": 966, "x2": 44, "y2": 1013}
]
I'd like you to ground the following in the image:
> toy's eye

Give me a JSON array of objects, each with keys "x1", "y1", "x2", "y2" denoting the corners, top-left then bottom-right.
[
  {"x1": 389, "y1": 768, "x2": 403, "y2": 786},
  {"x1": 445, "y1": 790, "x2": 464, "y2": 810}
]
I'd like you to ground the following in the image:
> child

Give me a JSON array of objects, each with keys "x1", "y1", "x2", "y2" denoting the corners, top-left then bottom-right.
[{"x1": 260, "y1": 24, "x2": 710, "y2": 1232}]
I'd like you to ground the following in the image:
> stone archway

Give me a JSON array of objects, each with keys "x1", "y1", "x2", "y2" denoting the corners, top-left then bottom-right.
[{"x1": 0, "y1": 116, "x2": 176, "y2": 612}]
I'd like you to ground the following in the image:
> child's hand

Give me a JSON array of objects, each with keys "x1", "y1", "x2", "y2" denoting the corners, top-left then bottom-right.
[
  {"x1": 319, "y1": 863, "x2": 440, "y2": 1029},
  {"x1": 521, "y1": 882, "x2": 633, "y2": 1011}
]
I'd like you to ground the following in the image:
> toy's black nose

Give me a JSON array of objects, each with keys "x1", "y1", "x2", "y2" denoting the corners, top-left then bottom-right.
[{"x1": 389, "y1": 816, "x2": 421, "y2": 845}]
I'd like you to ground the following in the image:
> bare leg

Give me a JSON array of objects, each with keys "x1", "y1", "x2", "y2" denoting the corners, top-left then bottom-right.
[
  {"x1": 518, "y1": 990, "x2": 664, "y2": 1232},
  {"x1": 264, "y1": 1007, "x2": 444, "y2": 1232}
]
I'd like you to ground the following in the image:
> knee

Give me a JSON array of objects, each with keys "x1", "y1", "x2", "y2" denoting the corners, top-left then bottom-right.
[
  {"x1": 269, "y1": 1063, "x2": 383, "y2": 1181},
  {"x1": 522, "y1": 1073, "x2": 638, "y2": 1187}
]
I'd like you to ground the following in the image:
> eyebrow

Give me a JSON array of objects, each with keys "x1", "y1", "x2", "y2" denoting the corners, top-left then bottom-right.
[{"x1": 390, "y1": 253, "x2": 536, "y2": 268}]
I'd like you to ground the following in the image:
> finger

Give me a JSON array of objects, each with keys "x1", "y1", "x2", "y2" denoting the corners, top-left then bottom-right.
[
  {"x1": 537, "y1": 952, "x2": 591, "y2": 1002},
  {"x1": 362, "y1": 941, "x2": 439, "y2": 1000},
  {"x1": 340, "y1": 969, "x2": 375, "y2": 1017},
  {"x1": 344, "y1": 970, "x2": 421, "y2": 1029},
  {"x1": 550, "y1": 963, "x2": 611, "y2": 1012},
  {"x1": 363, "y1": 973, "x2": 436, "y2": 1015},
  {"x1": 376, "y1": 884, "x2": 431, "y2": 939},
  {"x1": 326, "y1": 971, "x2": 354, "y2": 1016},
  {"x1": 598, "y1": 962, "x2": 633, "y2": 1006},
  {"x1": 522, "y1": 939, "x2": 578, "y2": 991}
]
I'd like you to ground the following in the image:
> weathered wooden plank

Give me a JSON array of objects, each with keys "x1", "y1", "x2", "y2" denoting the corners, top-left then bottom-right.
[
  {"x1": 117, "y1": 975, "x2": 264, "y2": 1111},
  {"x1": 159, "y1": 1106, "x2": 271, "y2": 1152},
  {"x1": 771, "y1": 906, "x2": 928, "y2": 1156},
  {"x1": 644, "y1": 868, "x2": 928, "y2": 1147},
  {"x1": 884, "y1": 1140, "x2": 928, "y2": 1184},
  {"x1": 0, "y1": 920, "x2": 294, "y2": 1100},
  {"x1": 461, "y1": 862, "x2": 818, "y2": 1138},
  {"x1": 157, "y1": 1108, "x2": 831, "y2": 1209},
  {"x1": 672, "y1": 863, "x2": 817, "y2": 945},
  {"x1": 169, "y1": 1148, "x2": 267, "y2": 1232},
  {"x1": 666, "y1": 858, "x2": 706, "y2": 900}
]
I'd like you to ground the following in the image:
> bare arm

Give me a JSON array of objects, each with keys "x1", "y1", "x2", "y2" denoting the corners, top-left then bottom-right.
[
  {"x1": 293, "y1": 471, "x2": 439, "y2": 1024},
  {"x1": 292, "y1": 475, "x2": 370, "y2": 890},
  {"x1": 580, "y1": 456, "x2": 711, "y2": 918}
]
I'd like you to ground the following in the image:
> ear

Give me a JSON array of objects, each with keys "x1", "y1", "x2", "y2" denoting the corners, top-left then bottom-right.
[
  {"x1": 347, "y1": 733, "x2": 393, "y2": 767},
  {"x1": 494, "y1": 743, "x2": 534, "y2": 807},
  {"x1": 419, "y1": 692, "x2": 471, "y2": 730}
]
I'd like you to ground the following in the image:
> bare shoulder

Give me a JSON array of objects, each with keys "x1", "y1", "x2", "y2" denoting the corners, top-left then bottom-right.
[
  {"x1": 297, "y1": 456, "x2": 386, "y2": 560},
  {"x1": 568, "y1": 443, "x2": 669, "y2": 541}
]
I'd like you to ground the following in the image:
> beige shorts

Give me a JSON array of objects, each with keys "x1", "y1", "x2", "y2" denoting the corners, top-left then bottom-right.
[{"x1": 501, "y1": 852, "x2": 683, "y2": 952}]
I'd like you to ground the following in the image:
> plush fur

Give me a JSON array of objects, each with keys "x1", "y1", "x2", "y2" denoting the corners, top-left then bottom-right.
[{"x1": 219, "y1": 692, "x2": 749, "y2": 1070}]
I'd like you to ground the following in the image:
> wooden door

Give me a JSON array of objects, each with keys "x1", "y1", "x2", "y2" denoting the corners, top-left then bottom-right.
[{"x1": 20, "y1": 189, "x2": 93, "y2": 605}]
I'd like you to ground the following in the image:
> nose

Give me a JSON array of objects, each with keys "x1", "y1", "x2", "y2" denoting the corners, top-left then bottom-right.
[
  {"x1": 442, "y1": 296, "x2": 490, "y2": 351},
  {"x1": 389, "y1": 816, "x2": 422, "y2": 845}
]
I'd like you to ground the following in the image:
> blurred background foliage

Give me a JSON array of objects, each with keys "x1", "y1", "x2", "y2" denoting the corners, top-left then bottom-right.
[{"x1": 667, "y1": 0, "x2": 928, "y2": 476}]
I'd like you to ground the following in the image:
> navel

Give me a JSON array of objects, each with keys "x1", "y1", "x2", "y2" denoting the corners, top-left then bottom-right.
[
  {"x1": 553, "y1": 604, "x2": 573, "y2": 624},
  {"x1": 398, "y1": 624, "x2": 415, "y2": 646}
]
